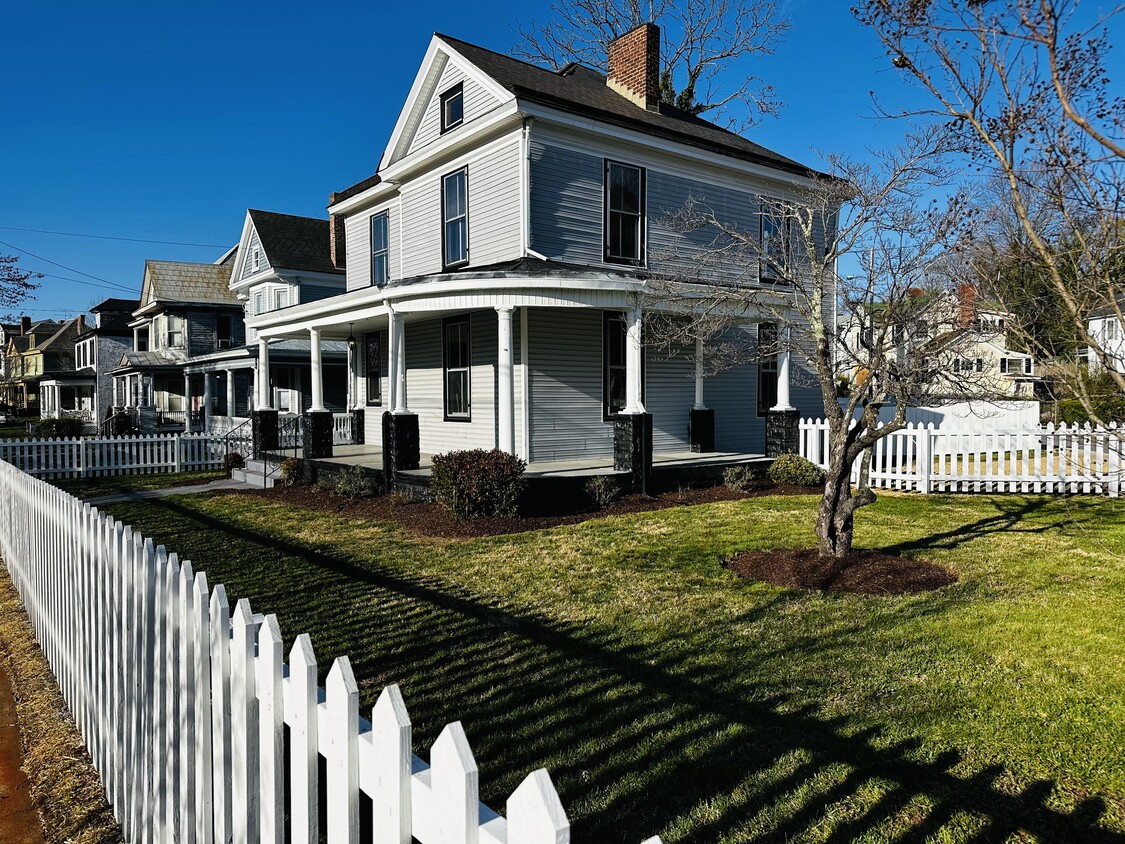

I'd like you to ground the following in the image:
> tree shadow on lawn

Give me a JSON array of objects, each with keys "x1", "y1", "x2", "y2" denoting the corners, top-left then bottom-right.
[{"x1": 127, "y1": 495, "x2": 1123, "y2": 843}]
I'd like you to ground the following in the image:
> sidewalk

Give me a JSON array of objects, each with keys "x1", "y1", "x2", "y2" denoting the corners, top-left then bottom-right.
[{"x1": 83, "y1": 476, "x2": 254, "y2": 506}]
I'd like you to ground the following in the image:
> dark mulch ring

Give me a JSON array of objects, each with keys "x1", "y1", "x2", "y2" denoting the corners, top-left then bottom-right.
[
  {"x1": 725, "y1": 547, "x2": 958, "y2": 595},
  {"x1": 239, "y1": 481, "x2": 817, "y2": 538}
]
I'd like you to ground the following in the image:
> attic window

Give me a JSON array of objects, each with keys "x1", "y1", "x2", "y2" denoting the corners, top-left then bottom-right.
[
  {"x1": 253, "y1": 248, "x2": 260, "y2": 272},
  {"x1": 440, "y1": 83, "x2": 464, "y2": 133}
]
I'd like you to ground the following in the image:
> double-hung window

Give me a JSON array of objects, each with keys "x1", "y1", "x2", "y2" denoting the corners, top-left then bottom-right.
[
  {"x1": 365, "y1": 333, "x2": 382, "y2": 406},
  {"x1": 442, "y1": 315, "x2": 470, "y2": 420},
  {"x1": 217, "y1": 315, "x2": 234, "y2": 349},
  {"x1": 440, "y1": 83, "x2": 464, "y2": 133},
  {"x1": 760, "y1": 210, "x2": 787, "y2": 282},
  {"x1": 167, "y1": 315, "x2": 184, "y2": 348},
  {"x1": 254, "y1": 291, "x2": 265, "y2": 316},
  {"x1": 442, "y1": 168, "x2": 468, "y2": 268},
  {"x1": 757, "y1": 322, "x2": 779, "y2": 415},
  {"x1": 370, "y1": 212, "x2": 390, "y2": 286},
  {"x1": 603, "y1": 311, "x2": 628, "y2": 417},
  {"x1": 273, "y1": 288, "x2": 288, "y2": 311},
  {"x1": 604, "y1": 161, "x2": 645, "y2": 264}
]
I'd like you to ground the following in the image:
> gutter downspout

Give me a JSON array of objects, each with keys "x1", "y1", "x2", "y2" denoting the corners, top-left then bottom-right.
[{"x1": 520, "y1": 116, "x2": 534, "y2": 257}]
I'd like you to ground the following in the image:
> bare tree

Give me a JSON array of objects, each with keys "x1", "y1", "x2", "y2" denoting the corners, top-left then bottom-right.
[
  {"x1": 514, "y1": 0, "x2": 789, "y2": 129},
  {"x1": 644, "y1": 129, "x2": 986, "y2": 557},
  {"x1": 854, "y1": 0, "x2": 1125, "y2": 422},
  {"x1": 1, "y1": 255, "x2": 40, "y2": 320}
]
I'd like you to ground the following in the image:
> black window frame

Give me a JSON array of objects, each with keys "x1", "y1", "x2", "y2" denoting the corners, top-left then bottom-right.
[
  {"x1": 442, "y1": 168, "x2": 469, "y2": 269},
  {"x1": 759, "y1": 209, "x2": 788, "y2": 284},
  {"x1": 442, "y1": 314, "x2": 471, "y2": 421},
  {"x1": 602, "y1": 311, "x2": 628, "y2": 419},
  {"x1": 370, "y1": 212, "x2": 390, "y2": 287},
  {"x1": 440, "y1": 83, "x2": 464, "y2": 133},
  {"x1": 603, "y1": 160, "x2": 646, "y2": 266},
  {"x1": 365, "y1": 332, "x2": 382, "y2": 407},
  {"x1": 757, "y1": 322, "x2": 779, "y2": 416},
  {"x1": 217, "y1": 314, "x2": 234, "y2": 349}
]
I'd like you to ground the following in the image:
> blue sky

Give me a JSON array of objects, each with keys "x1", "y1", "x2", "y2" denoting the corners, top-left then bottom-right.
[{"x1": 1, "y1": 1, "x2": 1116, "y2": 320}]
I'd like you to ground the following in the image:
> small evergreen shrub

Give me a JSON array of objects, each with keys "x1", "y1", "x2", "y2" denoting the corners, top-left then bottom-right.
[
  {"x1": 37, "y1": 417, "x2": 85, "y2": 438},
  {"x1": 585, "y1": 475, "x2": 620, "y2": 509},
  {"x1": 222, "y1": 452, "x2": 245, "y2": 476},
  {"x1": 334, "y1": 465, "x2": 376, "y2": 500},
  {"x1": 279, "y1": 457, "x2": 304, "y2": 486},
  {"x1": 430, "y1": 449, "x2": 526, "y2": 519},
  {"x1": 723, "y1": 465, "x2": 769, "y2": 492},
  {"x1": 768, "y1": 453, "x2": 826, "y2": 487}
]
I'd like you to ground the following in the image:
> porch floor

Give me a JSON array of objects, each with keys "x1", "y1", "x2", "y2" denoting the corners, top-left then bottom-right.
[{"x1": 320, "y1": 445, "x2": 768, "y2": 478}]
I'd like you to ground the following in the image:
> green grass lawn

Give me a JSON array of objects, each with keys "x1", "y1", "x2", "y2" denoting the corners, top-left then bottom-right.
[
  {"x1": 0, "y1": 420, "x2": 30, "y2": 440},
  {"x1": 102, "y1": 490, "x2": 1125, "y2": 843},
  {"x1": 53, "y1": 470, "x2": 225, "y2": 499}
]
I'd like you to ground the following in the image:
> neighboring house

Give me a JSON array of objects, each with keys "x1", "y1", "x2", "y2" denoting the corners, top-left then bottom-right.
[
  {"x1": 840, "y1": 286, "x2": 1039, "y2": 400},
  {"x1": 15, "y1": 317, "x2": 88, "y2": 421},
  {"x1": 1086, "y1": 302, "x2": 1125, "y2": 374},
  {"x1": 183, "y1": 209, "x2": 348, "y2": 434},
  {"x1": 3, "y1": 319, "x2": 63, "y2": 414},
  {"x1": 110, "y1": 260, "x2": 243, "y2": 433},
  {"x1": 1, "y1": 318, "x2": 30, "y2": 411},
  {"x1": 52, "y1": 298, "x2": 138, "y2": 429},
  {"x1": 248, "y1": 25, "x2": 830, "y2": 466}
]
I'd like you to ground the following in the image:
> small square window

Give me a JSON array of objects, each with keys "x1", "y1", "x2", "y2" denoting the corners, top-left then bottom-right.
[
  {"x1": 253, "y1": 248, "x2": 260, "y2": 272},
  {"x1": 440, "y1": 83, "x2": 464, "y2": 133}
]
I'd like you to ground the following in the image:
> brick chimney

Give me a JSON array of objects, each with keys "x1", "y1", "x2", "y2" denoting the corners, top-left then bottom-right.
[
  {"x1": 329, "y1": 214, "x2": 346, "y2": 270},
  {"x1": 956, "y1": 283, "x2": 977, "y2": 326},
  {"x1": 20, "y1": 315, "x2": 30, "y2": 335},
  {"x1": 607, "y1": 23, "x2": 661, "y2": 111}
]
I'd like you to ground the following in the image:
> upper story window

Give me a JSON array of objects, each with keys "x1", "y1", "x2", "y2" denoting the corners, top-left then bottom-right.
[
  {"x1": 166, "y1": 314, "x2": 184, "y2": 348},
  {"x1": 217, "y1": 315, "x2": 234, "y2": 349},
  {"x1": 1107, "y1": 319, "x2": 1118, "y2": 341},
  {"x1": 273, "y1": 288, "x2": 288, "y2": 311},
  {"x1": 440, "y1": 83, "x2": 464, "y2": 133},
  {"x1": 254, "y1": 291, "x2": 265, "y2": 316},
  {"x1": 370, "y1": 213, "x2": 390, "y2": 286},
  {"x1": 760, "y1": 210, "x2": 788, "y2": 283},
  {"x1": 442, "y1": 168, "x2": 468, "y2": 269},
  {"x1": 135, "y1": 327, "x2": 149, "y2": 352},
  {"x1": 442, "y1": 314, "x2": 471, "y2": 420},
  {"x1": 252, "y1": 248, "x2": 260, "y2": 272},
  {"x1": 604, "y1": 161, "x2": 645, "y2": 265}
]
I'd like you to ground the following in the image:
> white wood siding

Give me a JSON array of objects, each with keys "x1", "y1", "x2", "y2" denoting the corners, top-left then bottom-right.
[
  {"x1": 345, "y1": 200, "x2": 398, "y2": 293},
  {"x1": 241, "y1": 227, "x2": 270, "y2": 280},
  {"x1": 407, "y1": 62, "x2": 501, "y2": 157}
]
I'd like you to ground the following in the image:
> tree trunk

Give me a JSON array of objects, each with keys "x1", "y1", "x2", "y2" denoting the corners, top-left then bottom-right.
[{"x1": 816, "y1": 466, "x2": 856, "y2": 558}]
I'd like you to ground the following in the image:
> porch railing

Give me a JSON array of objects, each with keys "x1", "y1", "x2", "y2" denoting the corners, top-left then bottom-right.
[{"x1": 332, "y1": 412, "x2": 353, "y2": 446}]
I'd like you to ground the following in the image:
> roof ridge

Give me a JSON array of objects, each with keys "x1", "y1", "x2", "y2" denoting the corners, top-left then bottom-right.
[{"x1": 434, "y1": 32, "x2": 590, "y2": 80}]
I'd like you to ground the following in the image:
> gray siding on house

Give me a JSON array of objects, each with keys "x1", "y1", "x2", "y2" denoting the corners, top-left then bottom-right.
[
  {"x1": 646, "y1": 344, "x2": 695, "y2": 452},
  {"x1": 188, "y1": 312, "x2": 215, "y2": 358},
  {"x1": 529, "y1": 141, "x2": 604, "y2": 265},
  {"x1": 299, "y1": 282, "x2": 342, "y2": 304},
  {"x1": 405, "y1": 311, "x2": 498, "y2": 453},
  {"x1": 95, "y1": 333, "x2": 131, "y2": 419},
  {"x1": 241, "y1": 227, "x2": 270, "y2": 280},
  {"x1": 527, "y1": 308, "x2": 613, "y2": 463},
  {"x1": 408, "y1": 62, "x2": 500, "y2": 157},
  {"x1": 708, "y1": 359, "x2": 761, "y2": 453}
]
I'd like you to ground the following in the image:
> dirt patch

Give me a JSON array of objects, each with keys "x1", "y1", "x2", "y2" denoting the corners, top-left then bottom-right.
[
  {"x1": 0, "y1": 661, "x2": 45, "y2": 844},
  {"x1": 237, "y1": 482, "x2": 816, "y2": 538},
  {"x1": 725, "y1": 547, "x2": 957, "y2": 595},
  {"x1": 0, "y1": 567, "x2": 121, "y2": 843}
]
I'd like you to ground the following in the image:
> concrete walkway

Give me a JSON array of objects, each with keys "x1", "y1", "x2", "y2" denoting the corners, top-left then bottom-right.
[{"x1": 82, "y1": 477, "x2": 254, "y2": 507}]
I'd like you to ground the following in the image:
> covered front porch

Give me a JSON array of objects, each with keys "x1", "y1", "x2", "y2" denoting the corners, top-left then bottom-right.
[{"x1": 39, "y1": 376, "x2": 96, "y2": 424}]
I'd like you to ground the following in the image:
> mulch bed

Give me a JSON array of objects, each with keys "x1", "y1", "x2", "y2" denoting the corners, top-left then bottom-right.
[
  {"x1": 725, "y1": 548, "x2": 957, "y2": 595},
  {"x1": 237, "y1": 482, "x2": 816, "y2": 538}
]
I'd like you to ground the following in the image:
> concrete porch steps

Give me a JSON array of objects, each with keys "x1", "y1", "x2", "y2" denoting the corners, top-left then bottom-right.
[{"x1": 230, "y1": 458, "x2": 280, "y2": 489}]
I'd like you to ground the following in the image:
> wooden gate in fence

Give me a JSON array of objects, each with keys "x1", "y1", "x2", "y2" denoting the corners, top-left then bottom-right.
[{"x1": 0, "y1": 459, "x2": 660, "y2": 844}]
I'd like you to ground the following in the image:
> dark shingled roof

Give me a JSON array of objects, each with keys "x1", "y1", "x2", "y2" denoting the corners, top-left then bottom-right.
[
  {"x1": 330, "y1": 33, "x2": 826, "y2": 205},
  {"x1": 91, "y1": 297, "x2": 140, "y2": 313},
  {"x1": 248, "y1": 209, "x2": 343, "y2": 275}
]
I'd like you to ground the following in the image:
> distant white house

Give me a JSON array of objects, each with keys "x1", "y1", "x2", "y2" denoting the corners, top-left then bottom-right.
[{"x1": 1086, "y1": 302, "x2": 1125, "y2": 374}]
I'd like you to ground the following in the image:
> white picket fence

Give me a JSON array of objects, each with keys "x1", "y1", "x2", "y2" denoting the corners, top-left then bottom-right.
[
  {"x1": 0, "y1": 434, "x2": 234, "y2": 480},
  {"x1": 800, "y1": 419, "x2": 1123, "y2": 497},
  {"x1": 0, "y1": 459, "x2": 661, "y2": 844}
]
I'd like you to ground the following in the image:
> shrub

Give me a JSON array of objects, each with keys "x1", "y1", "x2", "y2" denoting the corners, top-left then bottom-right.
[
  {"x1": 1058, "y1": 397, "x2": 1125, "y2": 426},
  {"x1": 279, "y1": 457, "x2": 304, "y2": 486},
  {"x1": 723, "y1": 465, "x2": 769, "y2": 492},
  {"x1": 37, "y1": 417, "x2": 85, "y2": 438},
  {"x1": 222, "y1": 452, "x2": 245, "y2": 476},
  {"x1": 430, "y1": 449, "x2": 526, "y2": 519},
  {"x1": 334, "y1": 465, "x2": 376, "y2": 500},
  {"x1": 585, "y1": 475, "x2": 620, "y2": 509},
  {"x1": 768, "y1": 453, "x2": 826, "y2": 487}
]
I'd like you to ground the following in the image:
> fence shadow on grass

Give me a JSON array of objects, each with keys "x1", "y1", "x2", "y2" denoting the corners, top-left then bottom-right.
[{"x1": 119, "y1": 494, "x2": 1124, "y2": 843}]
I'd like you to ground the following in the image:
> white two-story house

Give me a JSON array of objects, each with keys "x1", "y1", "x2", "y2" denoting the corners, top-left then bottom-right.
[
  {"x1": 248, "y1": 24, "x2": 830, "y2": 471},
  {"x1": 1087, "y1": 301, "x2": 1125, "y2": 374}
]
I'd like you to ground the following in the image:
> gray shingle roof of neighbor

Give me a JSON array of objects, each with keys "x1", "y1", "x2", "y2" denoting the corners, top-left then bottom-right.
[
  {"x1": 248, "y1": 209, "x2": 343, "y2": 275},
  {"x1": 329, "y1": 33, "x2": 829, "y2": 205},
  {"x1": 91, "y1": 297, "x2": 140, "y2": 313},
  {"x1": 115, "y1": 350, "x2": 183, "y2": 370},
  {"x1": 143, "y1": 260, "x2": 238, "y2": 307}
]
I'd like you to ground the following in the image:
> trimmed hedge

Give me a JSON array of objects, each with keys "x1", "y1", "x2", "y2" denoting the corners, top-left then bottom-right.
[
  {"x1": 768, "y1": 453, "x2": 826, "y2": 487},
  {"x1": 430, "y1": 449, "x2": 526, "y2": 519},
  {"x1": 36, "y1": 417, "x2": 85, "y2": 438}
]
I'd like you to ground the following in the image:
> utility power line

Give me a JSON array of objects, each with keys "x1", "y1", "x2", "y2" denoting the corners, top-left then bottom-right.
[
  {"x1": 0, "y1": 224, "x2": 225, "y2": 249},
  {"x1": 0, "y1": 238, "x2": 135, "y2": 292}
]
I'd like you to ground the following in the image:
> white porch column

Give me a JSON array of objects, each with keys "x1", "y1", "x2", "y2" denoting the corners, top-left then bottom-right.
[
  {"x1": 184, "y1": 373, "x2": 192, "y2": 425},
  {"x1": 496, "y1": 306, "x2": 515, "y2": 454},
  {"x1": 390, "y1": 308, "x2": 407, "y2": 413},
  {"x1": 225, "y1": 369, "x2": 235, "y2": 417},
  {"x1": 693, "y1": 336, "x2": 707, "y2": 410},
  {"x1": 257, "y1": 338, "x2": 272, "y2": 409},
  {"x1": 772, "y1": 329, "x2": 795, "y2": 411},
  {"x1": 623, "y1": 306, "x2": 645, "y2": 414},
  {"x1": 202, "y1": 373, "x2": 213, "y2": 429},
  {"x1": 387, "y1": 308, "x2": 399, "y2": 412},
  {"x1": 309, "y1": 327, "x2": 325, "y2": 411}
]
